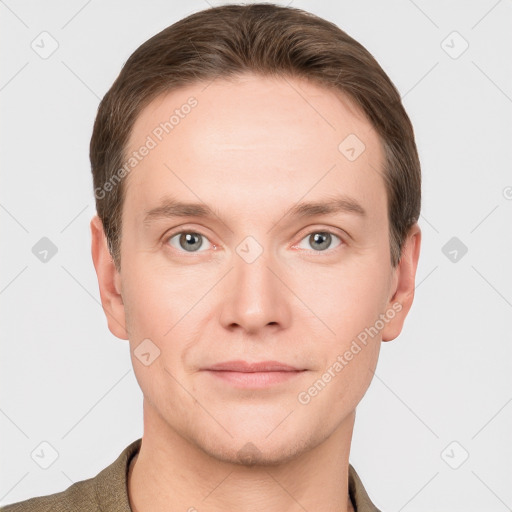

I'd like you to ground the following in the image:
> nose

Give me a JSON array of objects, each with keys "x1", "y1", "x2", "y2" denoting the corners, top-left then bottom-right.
[{"x1": 218, "y1": 245, "x2": 292, "y2": 334}]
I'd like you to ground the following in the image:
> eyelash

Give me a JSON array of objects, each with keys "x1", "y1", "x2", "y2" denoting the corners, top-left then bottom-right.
[{"x1": 163, "y1": 227, "x2": 345, "y2": 256}]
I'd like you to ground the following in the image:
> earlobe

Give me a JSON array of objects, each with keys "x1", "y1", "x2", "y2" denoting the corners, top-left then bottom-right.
[
  {"x1": 90, "y1": 215, "x2": 129, "y2": 340},
  {"x1": 381, "y1": 224, "x2": 421, "y2": 342}
]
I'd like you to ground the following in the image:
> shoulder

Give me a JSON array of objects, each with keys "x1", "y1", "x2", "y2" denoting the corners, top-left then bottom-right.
[
  {"x1": 348, "y1": 463, "x2": 383, "y2": 512},
  {"x1": 0, "y1": 477, "x2": 98, "y2": 512},
  {"x1": 0, "y1": 439, "x2": 142, "y2": 512}
]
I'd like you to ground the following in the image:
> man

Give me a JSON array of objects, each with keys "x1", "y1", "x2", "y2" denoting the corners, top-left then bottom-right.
[{"x1": 2, "y1": 3, "x2": 421, "y2": 511}]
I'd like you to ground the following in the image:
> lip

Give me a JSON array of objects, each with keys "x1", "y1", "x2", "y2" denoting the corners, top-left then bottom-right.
[
  {"x1": 204, "y1": 360, "x2": 301, "y2": 372},
  {"x1": 201, "y1": 360, "x2": 306, "y2": 389}
]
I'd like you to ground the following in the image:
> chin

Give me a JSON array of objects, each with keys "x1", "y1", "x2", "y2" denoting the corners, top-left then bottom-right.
[{"x1": 192, "y1": 424, "x2": 318, "y2": 467}]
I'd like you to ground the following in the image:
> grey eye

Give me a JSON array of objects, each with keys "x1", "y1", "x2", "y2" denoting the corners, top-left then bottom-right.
[
  {"x1": 297, "y1": 231, "x2": 342, "y2": 252},
  {"x1": 168, "y1": 232, "x2": 212, "y2": 252}
]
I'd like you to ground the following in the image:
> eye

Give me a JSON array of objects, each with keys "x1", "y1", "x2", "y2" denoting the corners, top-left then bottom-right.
[
  {"x1": 296, "y1": 230, "x2": 343, "y2": 252},
  {"x1": 167, "y1": 231, "x2": 213, "y2": 253}
]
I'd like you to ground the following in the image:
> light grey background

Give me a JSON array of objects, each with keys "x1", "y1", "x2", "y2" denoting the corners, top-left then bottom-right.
[{"x1": 1, "y1": 1, "x2": 511, "y2": 510}]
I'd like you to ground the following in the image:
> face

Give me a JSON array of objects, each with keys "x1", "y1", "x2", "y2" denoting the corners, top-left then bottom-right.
[{"x1": 92, "y1": 73, "x2": 420, "y2": 465}]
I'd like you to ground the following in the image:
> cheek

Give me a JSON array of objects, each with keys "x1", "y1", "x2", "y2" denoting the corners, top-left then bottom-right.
[
  {"x1": 292, "y1": 256, "x2": 389, "y2": 406},
  {"x1": 308, "y1": 338, "x2": 380, "y2": 416},
  {"x1": 122, "y1": 258, "x2": 201, "y2": 334},
  {"x1": 122, "y1": 260, "x2": 209, "y2": 383},
  {"x1": 289, "y1": 257, "x2": 390, "y2": 339}
]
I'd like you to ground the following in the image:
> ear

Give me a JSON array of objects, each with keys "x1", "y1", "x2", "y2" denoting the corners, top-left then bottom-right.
[
  {"x1": 90, "y1": 215, "x2": 129, "y2": 340},
  {"x1": 381, "y1": 223, "x2": 421, "y2": 342}
]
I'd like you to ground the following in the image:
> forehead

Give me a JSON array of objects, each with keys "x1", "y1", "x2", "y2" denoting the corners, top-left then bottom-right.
[{"x1": 122, "y1": 74, "x2": 385, "y2": 222}]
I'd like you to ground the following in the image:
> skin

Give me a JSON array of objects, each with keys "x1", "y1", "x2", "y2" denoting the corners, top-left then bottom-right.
[{"x1": 91, "y1": 73, "x2": 421, "y2": 512}]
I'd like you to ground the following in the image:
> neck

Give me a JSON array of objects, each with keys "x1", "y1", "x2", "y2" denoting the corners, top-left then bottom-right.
[{"x1": 128, "y1": 402, "x2": 356, "y2": 512}]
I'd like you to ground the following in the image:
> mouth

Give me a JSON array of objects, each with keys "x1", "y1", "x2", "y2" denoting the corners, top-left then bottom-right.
[
  {"x1": 201, "y1": 360, "x2": 307, "y2": 388},
  {"x1": 205, "y1": 360, "x2": 302, "y2": 372}
]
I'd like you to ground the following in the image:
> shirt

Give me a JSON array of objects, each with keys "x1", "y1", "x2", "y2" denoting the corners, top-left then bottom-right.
[{"x1": 0, "y1": 438, "x2": 382, "y2": 511}]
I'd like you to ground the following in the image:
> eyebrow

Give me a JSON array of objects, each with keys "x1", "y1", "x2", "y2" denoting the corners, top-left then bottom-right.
[{"x1": 143, "y1": 194, "x2": 366, "y2": 227}]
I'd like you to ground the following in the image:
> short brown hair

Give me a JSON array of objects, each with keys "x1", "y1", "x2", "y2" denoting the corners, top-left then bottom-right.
[{"x1": 90, "y1": 2, "x2": 421, "y2": 271}]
